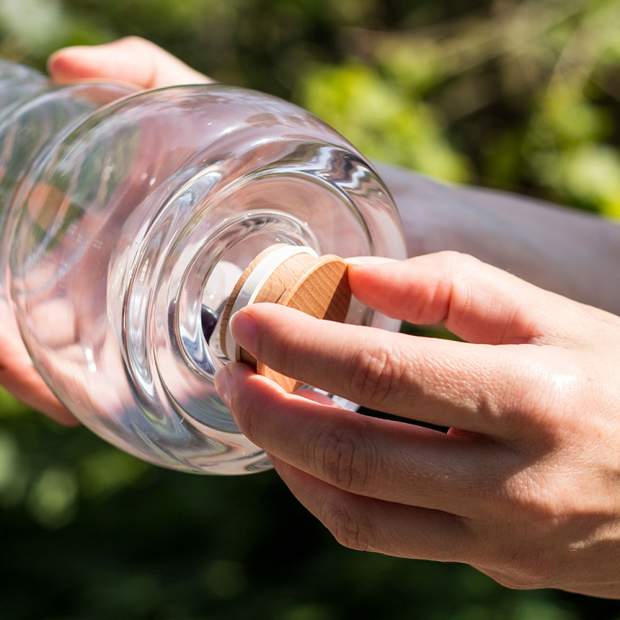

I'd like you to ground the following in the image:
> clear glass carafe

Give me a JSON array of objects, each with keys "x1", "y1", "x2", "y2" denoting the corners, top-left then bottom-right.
[{"x1": 0, "y1": 60, "x2": 406, "y2": 474}]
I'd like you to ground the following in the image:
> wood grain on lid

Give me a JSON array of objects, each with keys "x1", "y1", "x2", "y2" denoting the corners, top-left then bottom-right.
[{"x1": 219, "y1": 244, "x2": 351, "y2": 391}]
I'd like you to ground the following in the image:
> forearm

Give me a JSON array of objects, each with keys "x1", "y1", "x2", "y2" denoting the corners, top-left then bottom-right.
[{"x1": 376, "y1": 162, "x2": 620, "y2": 314}]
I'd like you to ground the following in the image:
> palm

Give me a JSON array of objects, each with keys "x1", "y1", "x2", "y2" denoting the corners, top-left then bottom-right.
[
  {"x1": 0, "y1": 38, "x2": 209, "y2": 424},
  {"x1": 0, "y1": 300, "x2": 74, "y2": 423}
]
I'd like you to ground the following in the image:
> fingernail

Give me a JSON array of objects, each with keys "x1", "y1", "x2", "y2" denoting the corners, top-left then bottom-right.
[
  {"x1": 345, "y1": 256, "x2": 397, "y2": 266},
  {"x1": 214, "y1": 366, "x2": 232, "y2": 407},
  {"x1": 230, "y1": 309, "x2": 258, "y2": 354}
]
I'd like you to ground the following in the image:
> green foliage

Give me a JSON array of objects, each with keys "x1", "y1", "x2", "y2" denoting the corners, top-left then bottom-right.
[
  {"x1": 1, "y1": 1, "x2": 620, "y2": 618},
  {"x1": 2, "y1": 0, "x2": 620, "y2": 216},
  {"x1": 525, "y1": 82, "x2": 620, "y2": 216},
  {"x1": 301, "y1": 63, "x2": 470, "y2": 181}
]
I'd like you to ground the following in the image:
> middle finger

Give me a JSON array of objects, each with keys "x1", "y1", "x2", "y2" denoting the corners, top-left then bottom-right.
[{"x1": 216, "y1": 363, "x2": 511, "y2": 517}]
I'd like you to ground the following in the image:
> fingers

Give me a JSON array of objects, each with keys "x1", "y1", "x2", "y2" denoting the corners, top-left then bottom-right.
[
  {"x1": 215, "y1": 364, "x2": 509, "y2": 515},
  {"x1": 272, "y1": 456, "x2": 477, "y2": 562},
  {"x1": 48, "y1": 36, "x2": 211, "y2": 89},
  {"x1": 0, "y1": 361, "x2": 77, "y2": 425},
  {"x1": 0, "y1": 305, "x2": 77, "y2": 425},
  {"x1": 348, "y1": 252, "x2": 579, "y2": 345},
  {"x1": 229, "y1": 304, "x2": 531, "y2": 435}
]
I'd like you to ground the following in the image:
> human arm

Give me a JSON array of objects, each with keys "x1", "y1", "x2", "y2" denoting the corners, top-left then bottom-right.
[{"x1": 377, "y1": 163, "x2": 620, "y2": 314}]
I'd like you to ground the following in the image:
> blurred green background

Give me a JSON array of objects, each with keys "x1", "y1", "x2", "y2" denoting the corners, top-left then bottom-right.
[{"x1": 1, "y1": 1, "x2": 620, "y2": 619}]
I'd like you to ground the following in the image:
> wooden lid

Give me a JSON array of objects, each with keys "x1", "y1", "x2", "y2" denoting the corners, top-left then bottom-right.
[{"x1": 218, "y1": 244, "x2": 351, "y2": 391}]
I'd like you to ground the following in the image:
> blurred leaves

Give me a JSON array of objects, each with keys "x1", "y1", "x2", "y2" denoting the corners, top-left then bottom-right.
[
  {"x1": 78, "y1": 449, "x2": 148, "y2": 499},
  {"x1": 27, "y1": 466, "x2": 77, "y2": 527},
  {"x1": 0, "y1": 0, "x2": 68, "y2": 53},
  {"x1": 1, "y1": 0, "x2": 619, "y2": 215},
  {"x1": 1, "y1": 1, "x2": 620, "y2": 619},
  {"x1": 300, "y1": 63, "x2": 470, "y2": 181}
]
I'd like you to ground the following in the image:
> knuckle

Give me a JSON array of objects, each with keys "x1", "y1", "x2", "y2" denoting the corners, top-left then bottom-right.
[
  {"x1": 436, "y1": 250, "x2": 479, "y2": 274},
  {"x1": 410, "y1": 251, "x2": 480, "y2": 325},
  {"x1": 492, "y1": 560, "x2": 552, "y2": 590},
  {"x1": 491, "y1": 572, "x2": 537, "y2": 590},
  {"x1": 440, "y1": 251, "x2": 478, "y2": 305},
  {"x1": 516, "y1": 353, "x2": 582, "y2": 418},
  {"x1": 497, "y1": 472, "x2": 560, "y2": 522},
  {"x1": 321, "y1": 499, "x2": 373, "y2": 551},
  {"x1": 309, "y1": 423, "x2": 377, "y2": 494},
  {"x1": 120, "y1": 35, "x2": 152, "y2": 49},
  {"x1": 348, "y1": 344, "x2": 402, "y2": 405}
]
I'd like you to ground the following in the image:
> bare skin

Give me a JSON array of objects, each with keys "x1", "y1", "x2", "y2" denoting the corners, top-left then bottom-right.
[
  {"x1": 218, "y1": 255, "x2": 620, "y2": 598},
  {"x1": 5, "y1": 38, "x2": 620, "y2": 597},
  {"x1": 0, "y1": 38, "x2": 211, "y2": 423}
]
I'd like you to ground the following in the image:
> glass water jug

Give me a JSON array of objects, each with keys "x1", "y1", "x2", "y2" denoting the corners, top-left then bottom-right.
[{"x1": 0, "y1": 60, "x2": 406, "y2": 474}]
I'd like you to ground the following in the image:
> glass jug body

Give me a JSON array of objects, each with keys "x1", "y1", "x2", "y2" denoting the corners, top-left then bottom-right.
[{"x1": 0, "y1": 61, "x2": 407, "y2": 474}]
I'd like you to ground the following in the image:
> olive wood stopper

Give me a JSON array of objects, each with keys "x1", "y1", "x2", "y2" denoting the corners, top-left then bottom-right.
[{"x1": 219, "y1": 244, "x2": 351, "y2": 391}]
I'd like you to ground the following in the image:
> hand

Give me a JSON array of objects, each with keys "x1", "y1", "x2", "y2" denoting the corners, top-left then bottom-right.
[
  {"x1": 0, "y1": 301, "x2": 76, "y2": 424},
  {"x1": 48, "y1": 36, "x2": 210, "y2": 88},
  {"x1": 215, "y1": 251, "x2": 620, "y2": 598},
  {"x1": 0, "y1": 38, "x2": 209, "y2": 425}
]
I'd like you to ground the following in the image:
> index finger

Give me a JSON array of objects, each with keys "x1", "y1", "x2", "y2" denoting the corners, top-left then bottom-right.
[
  {"x1": 230, "y1": 303, "x2": 533, "y2": 437},
  {"x1": 348, "y1": 252, "x2": 578, "y2": 345}
]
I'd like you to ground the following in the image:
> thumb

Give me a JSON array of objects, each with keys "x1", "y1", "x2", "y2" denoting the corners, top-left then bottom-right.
[
  {"x1": 348, "y1": 251, "x2": 581, "y2": 345},
  {"x1": 48, "y1": 36, "x2": 211, "y2": 89}
]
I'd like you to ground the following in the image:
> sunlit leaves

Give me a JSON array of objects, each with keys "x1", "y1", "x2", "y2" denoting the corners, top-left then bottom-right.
[
  {"x1": 79, "y1": 449, "x2": 148, "y2": 498},
  {"x1": 301, "y1": 63, "x2": 470, "y2": 182},
  {"x1": 27, "y1": 466, "x2": 77, "y2": 527},
  {"x1": 536, "y1": 144, "x2": 620, "y2": 216}
]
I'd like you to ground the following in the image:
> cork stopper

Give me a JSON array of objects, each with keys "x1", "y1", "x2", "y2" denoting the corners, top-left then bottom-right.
[{"x1": 218, "y1": 244, "x2": 351, "y2": 391}]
